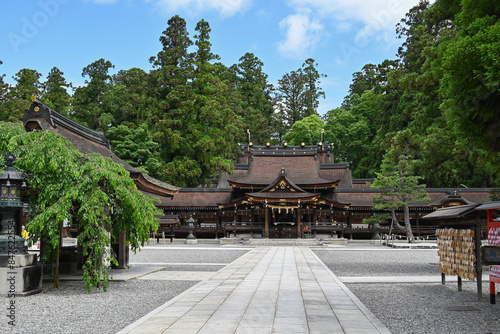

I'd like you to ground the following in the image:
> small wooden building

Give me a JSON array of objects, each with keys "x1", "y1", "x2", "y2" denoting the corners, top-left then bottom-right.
[{"x1": 23, "y1": 98, "x2": 179, "y2": 268}]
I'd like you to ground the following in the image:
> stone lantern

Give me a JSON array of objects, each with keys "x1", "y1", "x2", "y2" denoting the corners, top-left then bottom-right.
[
  {"x1": 185, "y1": 215, "x2": 198, "y2": 244},
  {"x1": 0, "y1": 153, "x2": 27, "y2": 255},
  {"x1": 0, "y1": 153, "x2": 42, "y2": 296}
]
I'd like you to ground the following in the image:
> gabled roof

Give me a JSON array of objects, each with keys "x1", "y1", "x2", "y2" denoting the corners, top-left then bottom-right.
[
  {"x1": 245, "y1": 168, "x2": 320, "y2": 203},
  {"x1": 421, "y1": 203, "x2": 481, "y2": 220},
  {"x1": 23, "y1": 98, "x2": 179, "y2": 197},
  {"x1": 227, "y1": 154, "x2": 339, "y2": 189}
]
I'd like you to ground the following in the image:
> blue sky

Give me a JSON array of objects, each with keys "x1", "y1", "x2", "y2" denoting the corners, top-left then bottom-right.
[{"x1": 1, "y1": 0, "x2": 422, "y2": 115}]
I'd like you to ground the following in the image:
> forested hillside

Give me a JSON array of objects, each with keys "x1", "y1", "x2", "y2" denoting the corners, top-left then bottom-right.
[{"x1": 1, "y1": 0, "x2": 498, "y2": 188}]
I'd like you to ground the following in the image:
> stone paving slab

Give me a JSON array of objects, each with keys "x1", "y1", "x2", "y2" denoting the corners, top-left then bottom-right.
[{"x1": 117, "y1": 247, "x2": 391, "y2": 334}]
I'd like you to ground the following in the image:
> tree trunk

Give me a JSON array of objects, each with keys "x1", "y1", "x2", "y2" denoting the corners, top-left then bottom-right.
[
  {"x1": 54, "y1": 220, "x2": 63, "y2": 288},
  {"x1": 390, "y1": 209, "x2": 404, "y2": 230},
  {"x1": 403, "y1": 204, "x2": 415, "y2": 243}
]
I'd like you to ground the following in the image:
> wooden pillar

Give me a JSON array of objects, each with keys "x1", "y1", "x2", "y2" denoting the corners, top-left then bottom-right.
[
  {"x1": 348, "y1": 212, "x2": 353, "y2": 240},
  {"x1": 265, "y1": 207, "x2": 269, "y2": 238},
  {"x1": 329, "y1": 209, "x2": 333, "y2": 238},
  {"x1": 416, "y1": 211, "x2": 421, "y2": 238},
  {"x1": 118, "y1": 230, "x2": 129, "y2": 269},
  {"x1": 297, "y1": 209, "x2": 301, "y2": 238},
  {"x1": 475, "y1": 212, "x2": 483, "y2": 300},
  {"x1": 215, "y1": 211, "x2": 220, "y2": 239},
  {"x1": 313, "y1": 207, "x2": 317, "y2": 238},
  {"x1": 250, "y1": 207, "x2": 254, "y2": 238}
]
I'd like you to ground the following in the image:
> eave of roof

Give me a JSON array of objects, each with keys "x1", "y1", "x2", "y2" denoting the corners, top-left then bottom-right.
[
  {"x1": 476, "y1": 201, "x2": 500, "y2": 211},
  {"x1": 130, "y1": 172, "x2": 179, "y2": 197},
  {"x1": 421, "y1": 203, "x2": 482, "y2": 220},
  {"x1": 247, "y1": 193, "x2": 320, "y2": 201}
]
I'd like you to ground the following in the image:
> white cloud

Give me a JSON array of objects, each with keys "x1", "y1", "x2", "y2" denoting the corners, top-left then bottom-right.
[
  {"x1": 154, "y1": 0, "x2": 251, "y2": 17},
  {"x1": 277, "y1": 8, "x2": 324, "y2": 59},
  {"x1": 289, "y1": 0, "x2": 422, "y2": 32}
]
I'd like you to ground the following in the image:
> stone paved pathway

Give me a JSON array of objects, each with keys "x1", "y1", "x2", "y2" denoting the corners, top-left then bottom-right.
[{"x1": 117, "y1": 246, "x2": 390, "y2": 334}]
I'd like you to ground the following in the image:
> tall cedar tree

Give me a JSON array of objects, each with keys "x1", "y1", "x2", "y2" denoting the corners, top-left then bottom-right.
[
  {"x1": 41, "y1": 67, "x2": 72, "y2": 115},
  {"x1": 72, "y1": 58, "x2": 115, "y2": 129},
  {"x1": 149, "y1": 15, "x2": 193, "y2": 166},
  {"x1": 151, "y1": 17, "x2": 240, "y2": 187},
  {"x1": 1, "y1": 69, "x2": 41, "y2": 122},
  {"x1": 229, "y1": 53, "x2": 274, "y2": 145},
  {"x1": 275, "y1": 59, "x2": 325, "y2": 140}
]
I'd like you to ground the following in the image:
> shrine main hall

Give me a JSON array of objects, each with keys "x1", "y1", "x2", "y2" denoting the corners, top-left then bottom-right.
[{"x1": 158, "y1": 140, "x2": 491, "y2": 241}]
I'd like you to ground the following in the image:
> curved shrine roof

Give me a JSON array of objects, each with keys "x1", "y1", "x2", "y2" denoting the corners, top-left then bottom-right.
[
  {"x1": 23, "y1": 98, "x2": 179, "y2": 197},
  {"x1": 227, "y1": 153, "x2": 338, "y2": 188}
]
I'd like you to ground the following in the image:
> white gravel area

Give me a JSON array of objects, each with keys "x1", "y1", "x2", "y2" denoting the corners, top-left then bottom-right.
[
  {"x1": 313, "y1": 242, "x2": 500, "y2": 334},
  {"x1": 1, "y1": 279, "x2": 196, "y2": 334}
]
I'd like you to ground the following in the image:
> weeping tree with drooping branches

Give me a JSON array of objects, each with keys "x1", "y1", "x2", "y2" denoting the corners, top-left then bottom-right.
[{"x1": 1, "y1": 122, "x2": 162, "y2": 291}]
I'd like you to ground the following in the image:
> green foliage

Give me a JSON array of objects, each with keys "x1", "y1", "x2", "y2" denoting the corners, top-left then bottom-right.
[
  {"x1": 150, "y1": 16, "x2": 241, "y2": 187},
  {"x1": 362, "y1": 213, "x2": 390, "y2": 225},
  {"x1": 324, "y1": 0, "x2": 499, "y2": 188},
  {"x1": 72, "y1": 58, "x2": 115, "y2": 129},
  {"x1": 0, "y1": 122, "x2": 161, "y2": 291},
  {"x1": 41, "y1": 67, "x2": 72, "y2": 115},
  {"x1": 325, "y1": 90, "x2": 384, "y2": 177},
  {"x1": 229, "y1": 52, "x2": 274, "y2": 145},
  {"x1": 0, "y1": 122, "x2": 24, "y2": 158},
  {"x1": 440, "y1": 3, "x2": 500, "y2": 153},
  {"x1": 274, "y1": 59, "x2": 325, "y2": 139},
  {"x1": 301, "y1": 58, "x2": 326, "y2": 115},
  {"x1": 371, "y1": 130, "x2": 430, "y2": 242},
  {"x1": 283, "y1": 114, "x2": 324, "y2": 145},
  {"x1": 102, "y1": 68, "x2": 156, "y2": 127},
  {"x1": 0, "y1": 68, "x2": 42, "y2": 122},
  {"x1": 106, "y1": 123, "x2": 162, "y2": 179}
]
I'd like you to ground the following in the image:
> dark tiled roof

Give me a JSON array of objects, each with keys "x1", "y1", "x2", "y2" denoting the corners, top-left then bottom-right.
[
  {"x1": 333, "y1": 188, "x2": 491, "y2": 209},
  {"x1": 245, "y1": 169, "x2": 319, "y2": 201},
  {"x1": 160, "y1": 188, "x2": 236, "y2": 209},
  {"x1": 477, "y1": 201, "x2": 500, "y2": 210},
  {"x1": 421, "y1": 204, "x2": 481, "y2": 220},
  {"x1": 23, "y1": 98, "x2": 179, "y2": 196},
  {"x1": 228, "y1": 155, "x2": 336, "y2": 187}
]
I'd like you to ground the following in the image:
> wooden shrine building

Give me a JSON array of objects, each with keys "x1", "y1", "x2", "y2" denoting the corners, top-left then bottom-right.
[
  {"x1": 159, "y1": 139, "x2": 492, "y2": 240},
  {"x1": 22, "y1": 97, "x2": 179, "y2": 268}
]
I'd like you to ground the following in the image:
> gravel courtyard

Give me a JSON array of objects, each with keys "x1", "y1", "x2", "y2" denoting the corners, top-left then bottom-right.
[
  {"x1": 3, "y1": 242, "x2": 500, "y2": 334},
  {"x1": 313, "y1": 242, "x2": 500, "y2": 334}
]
